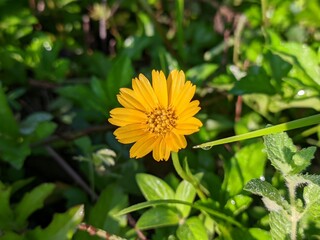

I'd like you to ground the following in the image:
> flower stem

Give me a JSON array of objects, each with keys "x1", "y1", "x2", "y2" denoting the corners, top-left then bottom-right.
[{"x1": 171, "y1": 152, "x2": 207, "y2": 200}]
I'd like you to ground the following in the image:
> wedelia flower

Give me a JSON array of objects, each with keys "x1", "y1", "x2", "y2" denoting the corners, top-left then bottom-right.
[{"x1": 108, "y1": 70, "x2": 202, "y2": 161}]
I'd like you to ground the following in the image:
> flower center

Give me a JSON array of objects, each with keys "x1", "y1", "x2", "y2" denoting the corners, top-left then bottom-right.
[{"x1": 146, "y1": 107, "x2": 177, "y2": 135}]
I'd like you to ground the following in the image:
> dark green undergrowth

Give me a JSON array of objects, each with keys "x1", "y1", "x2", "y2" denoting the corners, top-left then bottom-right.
[{"x1": 0, "y1": 0, "x2": 319, "y2": 239}]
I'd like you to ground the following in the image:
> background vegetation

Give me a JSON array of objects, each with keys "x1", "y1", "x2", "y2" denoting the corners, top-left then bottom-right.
[{"x1": 0, "y1": 0, "x2": 319, "y2": 239}]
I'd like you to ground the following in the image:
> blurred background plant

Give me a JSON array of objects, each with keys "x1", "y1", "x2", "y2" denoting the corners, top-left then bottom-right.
[{"x1": 0, "y1": 0, "x2": 319, "y2": 239}]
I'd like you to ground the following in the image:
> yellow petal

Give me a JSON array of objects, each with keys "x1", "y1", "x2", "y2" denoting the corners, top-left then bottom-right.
[
  {"x1": 153, "y1": 137, "x2": 170, "y2": 161},
  {"x1": 118, "y1": 88, "x2": 145, "y2": 111},
  {"x1": 130, "y1": 134, "x2": 157, "y2": 159},
  {"x1": 109, "y1": 108, "x2": 147, "y2": 126},
  {"x1": 171, "y1": 129, "x2": 187, "y2": 149},
  {"x1": 175, "y1": 117, "x2": 202, "y2": 135},
  {"x1": 167, "y1": 70, "x2": 185, "y2": 106},
  {"x1": 152, "y1": 137, "x2": 163, "y2": 161},
  {"x1": 172, "y1": 81, "x2": 196, "y2": 110},
  {"x1": 176, "y1": 100, "x2": 201, "y2": 119},
  {"x1": 114, "y1": 124, "x2": 146, "y2": 143},
  {"x1": 152, "y1": 70, "x2": 168, "y2": 108},
  {"x1": 132, "y1": 74, "x2": 158, "y2": 110}
]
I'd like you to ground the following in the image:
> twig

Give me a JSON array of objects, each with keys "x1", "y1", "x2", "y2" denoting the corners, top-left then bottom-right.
[
  {"x1": 78, "y1": 223, "x2": 126, "y2": 240},
  {"x1": 127, "y1": 214, "x2": 148, "y2": 240},
  {"x1": 45, "y1": 146, "x2": 98, "y2": 201},
  {"x1": 32, "y1": 125, "x2": 113, "y2": 147}
]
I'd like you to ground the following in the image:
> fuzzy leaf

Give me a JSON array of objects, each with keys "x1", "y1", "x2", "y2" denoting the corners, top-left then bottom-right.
[
  {"x1": 136, "y1": 206, "x2": 180, "y2": 230},
  {"x1": 244, "y1": 178, "x2": 289, "y2": 211},
  {"x1": 136, "y1": 173, "x2": 175, "y2": 201},
  {"x1": 291, "y1": 147, "x2": 316, "y2": 174},
  {"x1": 269, "y1": 211, "x2": 291, "y2": 240},
  {"x1": 176, "y1": 217, "x2": 207, "y2": 240},
  {"x1": 263, "y1": 132, "x2": 296, "y2": 175},
  {"x1": 303, "y1": 183, "x2": 320, "y2": 220}
]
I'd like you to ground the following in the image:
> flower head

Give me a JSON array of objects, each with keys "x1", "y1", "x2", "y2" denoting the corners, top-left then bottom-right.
[{"x1": 108, "y1": 69, "x2": 202, "y2": 161}]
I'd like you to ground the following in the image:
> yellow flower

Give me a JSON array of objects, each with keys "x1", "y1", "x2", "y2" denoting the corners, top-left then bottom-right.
[{"x1": 108, "y1": 70, "x2": 202, "y2": 161}]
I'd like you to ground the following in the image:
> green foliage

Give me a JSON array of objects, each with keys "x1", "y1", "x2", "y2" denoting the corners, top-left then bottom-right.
[
  {"x1": 245, "y1": 132, "x2": 320, "y2": 239},
  {"x1": 0, "y1": 181, "x2": 83, "y2": 240},
  {"x1": 0, "y1": 0, "x2": 319, "y2": 239}
]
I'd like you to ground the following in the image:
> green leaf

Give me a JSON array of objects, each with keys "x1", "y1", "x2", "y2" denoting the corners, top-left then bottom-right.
[
  {"x1": 175, "y1": 180, "x2": 196, "y2": 218},
  {"x1": 303, "y1": 183, "x2": 320, "y2": 220},
  {"x1": 244, "y1": 179, "x2": 289, "y2": 211},
  {"x1": 269, "y1": 211, "x2": 291, "y2": 240},
  {"x1": 136, "y1": 173, "x2": 175, "y2": 201},
  {"x1": 105, "y1": 55, "x2": 134, "y2": 106},
  {"x1": 248, "y1": 228, "x2": 271, "y2": 240},
  {"x1": 115, "y1": 199, "x2": 193, "y2": 216},
  {"x1": 27, "y1": 205, "x2": 84, "y2": 240},
  {"x1": 263, "y1": 132, "x2": 296, "y2": 175},
  {"x1": 222, "y1": 142, "x2": 267, "y2": 197},
  {"x1": 88, "y1": 184, "x2": 128, "y2": 234},
  {"x1": 0, "y1": 84, "x2": 30, "y2": 168},
  {"x1": 224, "y1": 194, "x2": 252, "y2": 216},
  {"x1": 270, "y1": 42, "x2": 320, "y2": 88},
  {"x1": 230, "y1": 66, "x2": 276, "y2": 95},
  {"x1": 0, "y1": 231, "x2": 25, "y2": 240},
  {"x1": 19, "y1": 112, "x2": 53, "y2": 135},
  {"x1": 264, "y1": 132, "x2": 316, "y2": 175},
  {"x1": 186, "y1": 63, "x2": 218, "y2": 84},
  {"x1": 0, "y1": 183, "x2": 14, "y2": 230},
  {"x1": 176, "y1": 217, "x2": 207, "y2": 240},
  {"x1": 194, "y1": 199, "x2": 242, "y2": 227},
  {"x1": 0, "y1": 84, "x2": 19, "y2": 136},
  {"x1": 265, "y1": 51, "x2": 292, "y2": 83},
  {"x1": 15, "y1": 183, "x2": 55, "y2": 228},
  {"x1": 291, "y1": 147, "x2": 316, "y2": 174},
  {"x1": 136, "y1": 206, "x2": 180, "y2": 230}
]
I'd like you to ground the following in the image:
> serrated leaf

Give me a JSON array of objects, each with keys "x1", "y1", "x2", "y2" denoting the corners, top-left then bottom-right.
[
  {"x1": 291, "y1": 147, "x2": 316, "y2": 174},
  {"x1": 269, "y1": 211, "x2": 291, "y2": 240},
  {"x1": 136, "y1": 206, "x2": 180, "y2": 230},
  {"x1": 176, "y1": 217, "x2": 207, "y2": 240},
  {"x1": 136, "y1": 173, "x2": 175, "y2": 201},
  {"x1": 27, "y1": 205, "x2": 84, "y2": 240},
  {"x1": 263, "y1": 132, "x2": 296, "y2": 175},
  {"x1": 15, "y1": 183, "x2": 55, "y2": 228},
  {"x1": 301, "y1": 174, "x2": 320, "y2": 186},
  {"x1": 175, "y1": 180, "x2": 196, "y2": 218},
  {"x1": 303, "y1": 183, "x2": 320, "y2": 220},
  {"x1": 244, "y1": 179, "x2": 289, "y2": 211}
]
